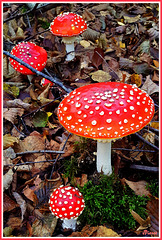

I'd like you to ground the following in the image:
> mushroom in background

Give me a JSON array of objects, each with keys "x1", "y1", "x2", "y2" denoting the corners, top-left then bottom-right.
[
  {"x1": 50, "y1": 12, "x2": 87, "y2": 61},
  {"x1": 57, "y1": 82, "x2": 155, "y2": 175},
  {"x1": 9, "y1": 42, "x2": 47, "y2": 83},
  {"x1": 41, "y1": 78, "x2": 54, "y2": 87},
  {"x1": 49, "y1": 185, "x2": 85, "y2": 231}
]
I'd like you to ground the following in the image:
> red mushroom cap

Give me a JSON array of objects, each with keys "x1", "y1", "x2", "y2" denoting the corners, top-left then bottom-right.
[
  {"x1": 9, "y1": 42, "x2": 47, "y2": 75},
  {"x1": 49, "y1": 186, "x2": 85, "y2": 220},
  {"x1": 57, "y1": 82, "x2": 154, "y2": 140},
  {"x1": 41, "y1": 78, "x2": 54, "y2": 87},
  {"x1": 50, "y1": 12, "x2": 87, "y2": 37}
]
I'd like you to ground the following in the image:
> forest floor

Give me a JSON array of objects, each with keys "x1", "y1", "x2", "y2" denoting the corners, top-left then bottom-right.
[{"x1": 3, "y1": 3, "x2": 159, "y2": 238}]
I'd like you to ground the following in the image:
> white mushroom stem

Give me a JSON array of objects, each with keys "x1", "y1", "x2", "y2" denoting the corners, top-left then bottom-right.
[
  {"x1": 62, "y1": 218, "x2": 77, "y2": 231},
  {"x1": 97, "y1": 140, "x2": 112, "y2": 175},
  {"x1": 62, "y1": 36, "x2": 76, "y2": 61}
]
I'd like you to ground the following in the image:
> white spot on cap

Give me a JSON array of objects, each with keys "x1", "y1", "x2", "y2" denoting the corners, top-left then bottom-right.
[
  {"x1": 119, "y1": 101, "x2": 124, "y2": 105},
  {"x1": 113, "y1": 88, "x2": 118, "y2": 93},
  {"x1": 67, "y1": 116, "x2": 72, "y2": 120},
  {"x1": 92, "y1": 120, "x2": 97, "y2": 125},
  {"x1": 130, "y1": 106, "x2": 134, "y2": 110},
  {"x1": 85, "y1": 105, "x2": 89, "y2": 109},
  {"x1": 104, "y1": 103, "x2": 112, "y2": 107},
  {"x1": 106, "y1": 119, "x2": 112, "y2": 123},
  {"x1": 99, "y1": 111, "x2": 104, "y2": 116},
  {"x1": 124, "y1": 119, "x2": 128, "y2": 123},
  {"x1": 116, "y1": 110, "x2": 120, "y2": 114},
  {"x1": 76, "y1": 102, "x2": 81, "y2": 108}
]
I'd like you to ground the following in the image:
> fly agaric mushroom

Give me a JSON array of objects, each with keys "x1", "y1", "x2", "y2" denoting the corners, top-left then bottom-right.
[
  {"x1": 57, "y1": 82, "x2": 155, "y2": 175},
  {"x1": 49, "y1": 185, "x2": 85, "y2": 231},
  {"x1": 50, "y1": 12, "x2": 87, "y2": 61},
  {"x1": 9, "y1": 42, "x2": 47, "y2": 82},
  {"x1": 41, "y1": 78, "x2": 54, "y2": 87}
]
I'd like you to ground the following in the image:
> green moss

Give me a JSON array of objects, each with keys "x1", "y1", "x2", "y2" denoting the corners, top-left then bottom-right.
[
  {"x1": 79, "y1": 174, "x2": 148, "y2": 230},
  {"x1": 146, "y1": 178, "x2": 159, "y2": 198}
]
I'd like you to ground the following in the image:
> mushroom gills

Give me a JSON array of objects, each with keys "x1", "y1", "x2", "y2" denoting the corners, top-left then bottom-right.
[{"x1": 97, "y1": 140, "x2": 112, "y2": 175}]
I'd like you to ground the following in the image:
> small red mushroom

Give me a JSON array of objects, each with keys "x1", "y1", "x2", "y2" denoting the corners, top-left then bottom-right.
[
  {"x1": 49, "y1": 185, "x2": 85, "y2": 231},
  {"x1": 41, "y1": 78, "x2": 54, "y2": 87},
  {"x1": 50, "y1": 12, "x2": 87, "y2": 61},
  {"x1": 9, "y1": 42, "x2": 47, "y2": 82},
  {"x1": 57, "y1": 82, "x2": 155, "y2": 175}
]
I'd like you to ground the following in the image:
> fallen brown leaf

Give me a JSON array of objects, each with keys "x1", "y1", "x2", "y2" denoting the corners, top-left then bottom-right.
[
  {"x1": 3, "y1": 193, "x2": 18, "y2": 212},
  {"x1": 3, "y1": 169, "x2": 14, "y2": 191},
  {"x1": 124, "y1": 179, "x2": 150, "y2": 196},
  {"x1": 90, "y1": 70, "x2": 111, "y2": 82},
  {"x1": 13, "y1": 192, "x2": 26, "y2": 221},
  {"x1": 141, "y1": 75, "x2": 159, "y2": 95},
  {"x1": 7, "y1": 217, "x2": 22, "y2": 229},
  {"x1": 32, "y1": 214, "x2": 57, "y2": 237},
  {"x1": 130, "y1": 209, "x2": 151, "y2": 231},
  {"x1": 3, "y1": 134, "x2": 19, "y2": 150},
  {"x1": 23, "y1": 185, "x2": 38, "y2": 203},
  {"x1": 6, "y1": 99, "x2": 31, "y2": 110},
  {"x1": 96, "y1": 226, "x2": 120, "y2": 237}
]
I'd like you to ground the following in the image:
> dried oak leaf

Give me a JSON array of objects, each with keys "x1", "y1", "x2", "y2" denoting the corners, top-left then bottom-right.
[
  {"x1": 124, "y1": 179, "x2": 150, "y2": 197},
  {"x1": 3, "y1": 108, "x2": 24, "y2": 124}
]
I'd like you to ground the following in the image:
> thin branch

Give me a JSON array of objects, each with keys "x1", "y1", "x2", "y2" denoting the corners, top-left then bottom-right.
[
  {"x1": 112, "y1": 148, "x2": 156, "y2": 153},
  {"x1": 3, "y1": 3, "x2": 39, "y2": 23},
  {"x1": 5, "y1": 159, "x2": 58, "y2": 167},
  {"x1": 95, "y1": 50, "x2": 120, "y2": 80},
  {"x1": 135, "y1": 132, "x2": 159, "y2": 151},
  {"x1": 130, "y1": 164, "x2": 159, "y2": 172},
  {"x1": 16, "y1": 150, "x2": 64, "y2": 156},
  {"x1": 3, "y1": 50, "x2": 71, "y2": 93},
  {"x1": 49, "y1": 133, "x2": 71, "y2": 179}
]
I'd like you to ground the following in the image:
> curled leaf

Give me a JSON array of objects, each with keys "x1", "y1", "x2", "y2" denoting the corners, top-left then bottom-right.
[{"x1": 3, "y1": 169, "x2": 14, "y2": 191}]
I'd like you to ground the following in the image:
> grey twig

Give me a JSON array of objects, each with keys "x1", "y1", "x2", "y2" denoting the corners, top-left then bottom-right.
[
  {"x1": 135, "y1": 132, "x2": 159, "y2": 151},
  {"x1": 130, "y1": 164, "x2": 159, "y2": 172},
  {"x1": 49, "y1": 133, "x2": 71, "y2": 179},
  {"x1": 16, "y1": 150, "x2": 64, "y2": 156},
  {"x1": 3, "y1": 50, "x2": 71, "y2": 93},
  {"x1": 5, "y1": 159, "x2": 58, "y2": 167},
  {"x1": 112, "y1": 148, "x2": 156, "y2": 153}
]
